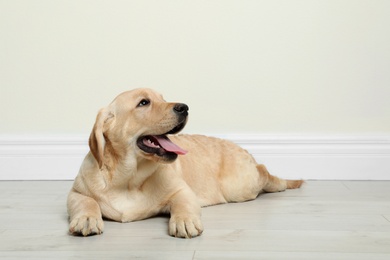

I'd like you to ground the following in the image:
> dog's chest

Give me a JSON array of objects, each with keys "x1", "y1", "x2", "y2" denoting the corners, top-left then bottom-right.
[{"x1": 100, "y1": 188, "x2": 162, "y2": 222}]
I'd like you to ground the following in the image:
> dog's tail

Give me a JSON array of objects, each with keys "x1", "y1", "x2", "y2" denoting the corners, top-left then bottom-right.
[{"x1": 256, "y1": 164, "x2": 304, "y2": 193}]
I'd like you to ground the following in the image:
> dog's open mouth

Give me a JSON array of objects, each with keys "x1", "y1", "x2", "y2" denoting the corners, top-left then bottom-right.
[
  {"x1": 136, "y1": 122, "x2": 188, "y2": 157},
  {"x1": 137, "y1": 135, "x2": 187, "y2": 156}
]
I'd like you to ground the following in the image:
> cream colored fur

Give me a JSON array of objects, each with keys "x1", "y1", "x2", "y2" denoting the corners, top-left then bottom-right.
[{"x1": 67, "y1": 88, "x2": 303, "y2": 238}]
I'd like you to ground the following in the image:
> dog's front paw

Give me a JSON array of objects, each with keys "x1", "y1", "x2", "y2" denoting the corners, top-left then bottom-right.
[
  {"x1": 69, "y1": 216, "x2": 104, "y2": 236},
  {"x1": 169, "y1": 215, "x2": 204, "y2": 238}
]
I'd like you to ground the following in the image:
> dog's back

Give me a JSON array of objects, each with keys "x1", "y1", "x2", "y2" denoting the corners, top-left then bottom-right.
[{"x1": 171, "y1": 134, "x2": 303, "y2": 206}]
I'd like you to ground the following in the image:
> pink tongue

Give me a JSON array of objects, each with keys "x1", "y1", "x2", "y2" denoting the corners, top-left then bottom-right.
[{"x1": 154, "y1": 135, "x2": 187, "y2": 155}]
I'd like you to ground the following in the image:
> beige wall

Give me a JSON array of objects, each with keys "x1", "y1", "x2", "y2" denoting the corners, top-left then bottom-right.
[{"x1": 1, "y1": 0, "x2": 389, "y2": 135}]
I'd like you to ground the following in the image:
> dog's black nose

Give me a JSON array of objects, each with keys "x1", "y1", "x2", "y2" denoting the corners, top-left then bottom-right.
[{"x1": 173, "y1": 103, "x2": 189, "y2": 115}]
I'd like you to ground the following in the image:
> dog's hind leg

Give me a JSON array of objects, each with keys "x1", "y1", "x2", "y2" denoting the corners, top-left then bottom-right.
[{"x1": 257, "y1": 164, "x2": 304, "y2": 193}]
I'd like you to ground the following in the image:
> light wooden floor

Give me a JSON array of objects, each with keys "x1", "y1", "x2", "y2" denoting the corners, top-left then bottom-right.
[{"x1": 0, "y1": 180, "x2": 390, "y2": 259}]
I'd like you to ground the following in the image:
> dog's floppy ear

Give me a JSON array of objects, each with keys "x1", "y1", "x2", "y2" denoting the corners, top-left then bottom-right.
[{"x1": 89, "y1": 108, "x2": 115, "y2": 169}]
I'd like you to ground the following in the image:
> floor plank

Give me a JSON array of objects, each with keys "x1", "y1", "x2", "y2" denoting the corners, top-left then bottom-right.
[
  {"x1": 0, "y1": 251, "x2": 194, "y2": 260},
  {"x1": 0, "y1": 180, "x2": 390, "y2": 258},
  {"x1": 194, "y1": 251, "x2": 390, "y2": 260},
  {"x1": 1, "y1": 229, "x2": 390, "y2": 253}
]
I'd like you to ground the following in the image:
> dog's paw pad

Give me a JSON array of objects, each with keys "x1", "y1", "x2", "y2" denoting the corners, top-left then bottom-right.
[{"x1": 69, "y1": 216, "x2": 104, "y2": 236}]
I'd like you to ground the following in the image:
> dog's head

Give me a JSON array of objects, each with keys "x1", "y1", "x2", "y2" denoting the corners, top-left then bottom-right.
[{"x1": 89, "y1": 88, "x2": 188, "y2": 168}]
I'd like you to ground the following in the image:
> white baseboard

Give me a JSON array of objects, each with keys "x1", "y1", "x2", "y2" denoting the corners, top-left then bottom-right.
[{"x1": 1, "y1": 135, "x2": 389, "y2": 180}]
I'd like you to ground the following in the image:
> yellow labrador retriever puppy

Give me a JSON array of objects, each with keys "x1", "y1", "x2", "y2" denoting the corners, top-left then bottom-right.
[{"x1": 67, "y1": 88, "x2": 303, "y2": 238}]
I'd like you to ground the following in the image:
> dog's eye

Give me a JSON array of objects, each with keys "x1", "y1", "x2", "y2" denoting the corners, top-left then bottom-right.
[{"x1": 137, "y1": 99, "x2": 150, "y2": 107}]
